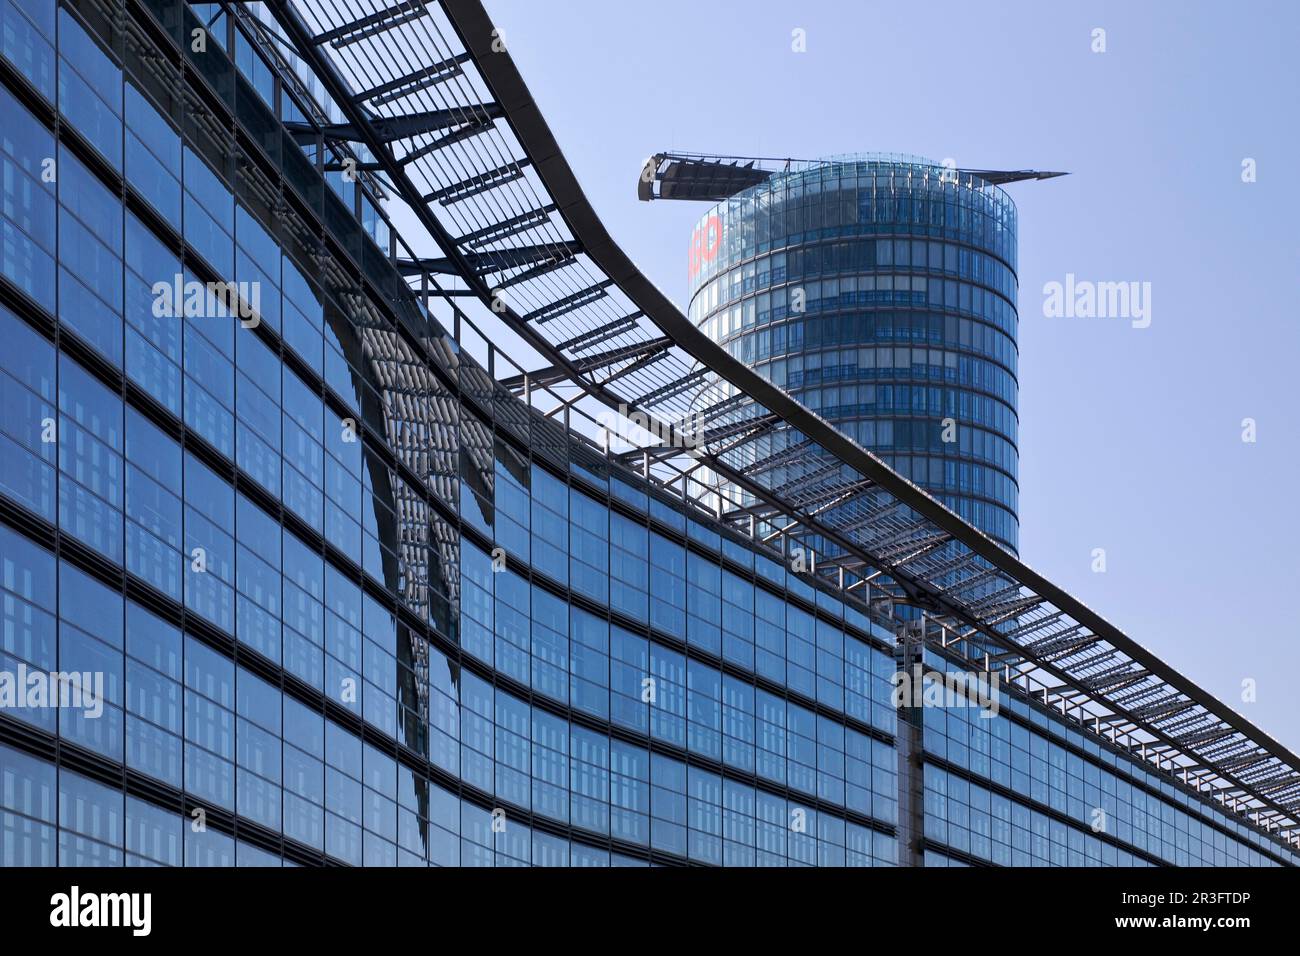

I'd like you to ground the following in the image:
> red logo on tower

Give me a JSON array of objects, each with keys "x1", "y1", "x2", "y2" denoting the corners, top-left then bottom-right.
[{"x1": 688, "y1": 214, "x2": 722, "y2": 285}]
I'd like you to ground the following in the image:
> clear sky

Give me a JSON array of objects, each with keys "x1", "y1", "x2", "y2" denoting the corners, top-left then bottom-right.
[{"x1": 478, "y1": 0, "x2": 1300, "y2": 750}]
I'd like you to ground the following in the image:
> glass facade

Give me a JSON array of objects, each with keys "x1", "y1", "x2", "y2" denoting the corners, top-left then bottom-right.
[
  {"x1": 917, "y1": 650, "x2": 1296, "y2": 868},
  {"x1": 0, "y1": 0, "x2": 1293, "y2": 869},
  {"x1": 0, "y1": 0, "x2": 899, "y2": 868},
  {"x1": 689, "y1": 156, "x2": 1020, "y2": 551}
]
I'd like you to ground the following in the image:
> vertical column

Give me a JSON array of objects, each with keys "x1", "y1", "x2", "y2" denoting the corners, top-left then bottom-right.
[{"x1": 894, "y1": 625, "x2": 926, "y2": 867}]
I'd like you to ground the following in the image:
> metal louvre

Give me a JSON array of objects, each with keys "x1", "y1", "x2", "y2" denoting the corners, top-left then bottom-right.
[{"x1": 243, "y1": 0, "x2": 1300, "y2": 849}]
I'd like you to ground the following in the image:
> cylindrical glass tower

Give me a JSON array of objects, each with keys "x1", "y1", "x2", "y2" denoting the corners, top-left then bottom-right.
[{"x1": 688, "y1": 155, "x2": 1020, "y2": 552}]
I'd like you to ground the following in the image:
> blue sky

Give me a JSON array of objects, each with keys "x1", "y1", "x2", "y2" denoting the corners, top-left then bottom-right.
[{"x1": 481, "y1": 0, "x2": 1300, "y2": 749}]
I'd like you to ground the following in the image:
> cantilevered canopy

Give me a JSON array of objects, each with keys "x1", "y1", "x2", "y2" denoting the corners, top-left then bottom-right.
[
  {"x1": 245, "y1": 0, "x2": 1300, "y2": 848},
  {"x1": 637, "y1": 151, "x2": 1068, "y2": 201},
  {"x1": 637, "y1": 153, "x2": 773, "y2": 202}
]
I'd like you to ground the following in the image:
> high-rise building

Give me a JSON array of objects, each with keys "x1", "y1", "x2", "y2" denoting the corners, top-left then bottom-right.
[
  {"x1": 0, "y1": 0, "x2": 1296, "y2": 869},
  {"x1": 651, "y1": 153, "x2": 1062, "y2": 554}
]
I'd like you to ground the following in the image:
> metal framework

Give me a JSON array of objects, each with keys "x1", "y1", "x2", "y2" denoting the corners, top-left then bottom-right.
[
  {"x1": 242, "y1": 0, "x2": 1300, "y2": 850},
  {"x1": 637, "y1": 151, "x2": 1068, "y2": 202}
]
